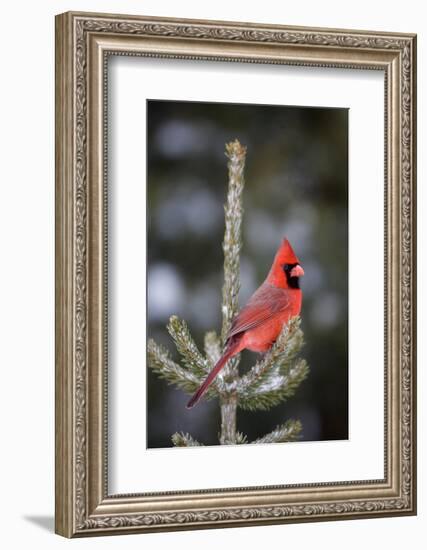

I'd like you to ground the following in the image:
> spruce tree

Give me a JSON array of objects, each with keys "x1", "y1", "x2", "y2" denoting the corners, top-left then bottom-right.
[{"x1": 148, "y1": 140, "x2": 309, "y2": 446}]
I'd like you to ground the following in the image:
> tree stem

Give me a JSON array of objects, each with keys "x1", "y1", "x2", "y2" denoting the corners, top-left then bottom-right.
[
  {"x1": 220, "y1": 393, "x2": 237, "y2": 444},
  {"x1": 218, "y1": 140, "x2": 246, "y2": 445}
]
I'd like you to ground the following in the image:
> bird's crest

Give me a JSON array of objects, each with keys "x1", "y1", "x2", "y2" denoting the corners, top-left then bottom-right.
[{"x1": 274, "y1": 238, "x2": 300, "y2": 265}]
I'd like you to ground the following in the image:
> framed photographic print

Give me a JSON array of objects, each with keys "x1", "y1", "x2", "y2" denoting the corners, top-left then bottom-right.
[{"x1": 55, "y1": 11, "x2": 417, "y2": 537}]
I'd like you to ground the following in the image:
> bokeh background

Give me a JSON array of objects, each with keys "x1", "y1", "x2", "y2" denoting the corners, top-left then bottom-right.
[{"x1": 147, "y1": 99, "x2": 348, "y2": 448}]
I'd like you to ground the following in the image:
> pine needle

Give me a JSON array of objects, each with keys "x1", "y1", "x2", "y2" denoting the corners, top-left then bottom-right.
[
  {"x1": 171, "y1": 432, "x2": 204, "y2": 447},
  {"x1": 251, "y1": 419, "x2": 303, "y2": 444}
]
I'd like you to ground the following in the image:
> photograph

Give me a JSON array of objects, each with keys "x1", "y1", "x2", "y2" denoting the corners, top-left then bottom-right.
[{"x1": 146, "y1": 99, "x2": 349, "y2": 448}]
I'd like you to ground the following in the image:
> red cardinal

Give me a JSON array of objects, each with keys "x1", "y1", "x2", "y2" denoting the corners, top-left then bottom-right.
[{"x1": 187, "y1": 238, "x2": 304, "y2": 408}]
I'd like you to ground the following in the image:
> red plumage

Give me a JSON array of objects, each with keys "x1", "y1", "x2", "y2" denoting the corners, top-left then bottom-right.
[{"x1": 186, "y1": 238, "x2": 304, "y2": 409}]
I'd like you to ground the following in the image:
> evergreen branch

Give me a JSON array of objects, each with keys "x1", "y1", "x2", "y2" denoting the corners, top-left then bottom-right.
[
  {"x1": 221, "y1": 140, "x2": 246, "y2": 347},
  {"x1": 167, "y1": 315, "x2": 210, "y2": 378},
  {"x1": 251, "y1": 419, "x2": 303, "y2": 444},
  {"x1": 204, "y1": 331, "x2": 221, "y2": 367},
  {"x1": 235, "y1": 431, "x2": 248, "y2": 444},
  {"x1": 147, "y1": 338, "x2": 201, "y2": 393},
  {"x1": 238, "y1": 358, "x2": 309, "y2": 411},
  {"x1": 216, "y1": 139, "x2": 247, "y2": 444},
  {"x1": 235, "y1": 317, "x2": 309, "y2": 411},
  {"x1": 171, "y1": 432, "x2": 204, "y2": 447},
  {"x1": 236, "y1": 316, "x2": 303, "y2": 394}
]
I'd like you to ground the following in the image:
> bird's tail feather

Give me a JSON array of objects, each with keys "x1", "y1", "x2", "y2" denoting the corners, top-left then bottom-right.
[{"x1": 186, "y1": 346, "x2": 236, "y2": 409}]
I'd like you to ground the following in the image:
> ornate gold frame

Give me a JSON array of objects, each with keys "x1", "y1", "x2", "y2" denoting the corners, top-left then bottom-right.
[{"x1": 55, "y1": 11, "x2": 417, "y2": 538}]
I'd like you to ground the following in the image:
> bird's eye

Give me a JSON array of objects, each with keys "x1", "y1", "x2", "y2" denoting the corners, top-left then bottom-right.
[{"x1": 283, "y1": 264, "x2": 290, "y2": 271}]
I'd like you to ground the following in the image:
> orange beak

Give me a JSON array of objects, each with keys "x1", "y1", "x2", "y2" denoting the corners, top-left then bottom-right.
[{"x1": 290, "y1": 265, "x2": 304, "y2": 278}]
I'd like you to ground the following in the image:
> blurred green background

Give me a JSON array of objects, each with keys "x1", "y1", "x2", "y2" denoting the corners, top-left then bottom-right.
[{"x1": 147, "y1": 99, "x2": 348, "y2": 448}]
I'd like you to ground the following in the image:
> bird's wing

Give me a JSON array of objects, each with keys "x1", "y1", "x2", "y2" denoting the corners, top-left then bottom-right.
[{"x1": 227, "y1": 284, "x2": 291, "y2": 339}]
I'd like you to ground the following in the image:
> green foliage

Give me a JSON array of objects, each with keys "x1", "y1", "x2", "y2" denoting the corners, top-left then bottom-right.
[
  {"x1": 167, "y1": 315, "x2": 211, "y2": 378},
  {"x1": 148, "y1": 139, "x2": 309, "y2": 447},
  {"x1": 221, "y1": 141, "x2": 245, "y2": 345},
  {"x1": 235, "y1": 432, "x2": 249, "y2": 444},
  {"x1": 147, "y1": 339, "x2": 200, "y2": 394},
  {"x1": 171, "y1": 432, "x2": 203, "y2": 447},
  {"x1": 251, "y1": 419, "x2": 303, "y2": 444},
  {"x1": 236, "y1": 317, "x2": 309, "y2": 411}
]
